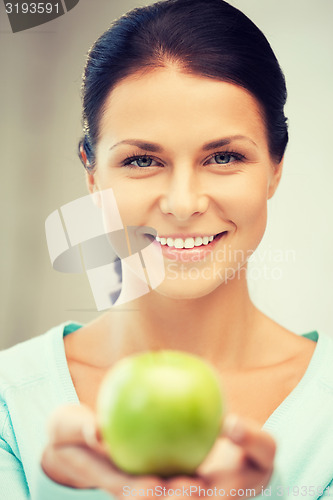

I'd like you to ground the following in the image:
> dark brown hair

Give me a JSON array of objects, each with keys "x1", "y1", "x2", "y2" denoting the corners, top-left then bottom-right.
[{"x1": 79, "y1": 0, "x2": 288, "y2": 169}]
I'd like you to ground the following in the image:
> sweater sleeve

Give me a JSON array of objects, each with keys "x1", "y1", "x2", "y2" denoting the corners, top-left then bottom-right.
[
  {"x1": 261, "y1": 466, "x2": 287, "y2": 498},
  {"x1": 319, "y1": 478, "x2": 333, "y2": 498},
  {"x1": 0, "y1": 406, "x2": 30, "y2": 499},
  {"x1": 1, "y1": 401, "x2": 113, "y2": 500}
]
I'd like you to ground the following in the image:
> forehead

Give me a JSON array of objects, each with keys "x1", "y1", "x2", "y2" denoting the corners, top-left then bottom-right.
[{"x1": 99, "y1": 68, "x2": 267, "y2": 150}]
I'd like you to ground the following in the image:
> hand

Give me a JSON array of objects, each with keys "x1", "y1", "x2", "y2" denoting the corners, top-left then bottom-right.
[
  {"x1": 41, "y1": 405, "x2": 275, "y2": 499},
  {"x1": 122, "y1": 414, "x2": 277, "y2": 499},
  {"x1": 182, "y1": 413, "x2": 277, "y2": 499},
  {"x1": 41, "y1": 404, "x2": 174, "y2": 496}
]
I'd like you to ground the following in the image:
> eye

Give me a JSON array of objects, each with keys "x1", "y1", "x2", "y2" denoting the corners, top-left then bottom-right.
[
  {"x1": 206, "y1": 152, "x2": 243, "y2": 165},
  {"x1": 214, "y1": 153, "x2": 235, "y2": 164},
  {"x1": 123, "y1": 155, "x2": 159, "y2": 168}
]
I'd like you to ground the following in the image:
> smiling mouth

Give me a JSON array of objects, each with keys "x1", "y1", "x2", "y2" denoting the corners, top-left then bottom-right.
[{"x1": 146, "y1": 232, "x2": 227, "y2": 249}]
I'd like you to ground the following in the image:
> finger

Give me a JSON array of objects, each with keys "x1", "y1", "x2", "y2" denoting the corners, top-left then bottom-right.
[
  {"x1": 43, "y1": 442, "x2": 131, "y2": 492},
  {"x1": 222, "y1": 414, "x2": 276, "y2": 471},
  {"x1": 47, "y1": 404, "x2": 109, "y2": 456},
  {"x1": 45, "y1": 405, "x2": 170, "y2": 495},
  {"x1": 165, "y1": 475, "x2": 206, "y2": 500},
  {"x1": 60, "y1": 445, "x2": 169, "y2": 498},
  {"x1": 198, "y1": 436, "x2": 245, "y2": 474},
  {"x1": 124, "y1": 476, "x2": 169, "y2": 500},
  {"x1": 43, "y1": 435, "x2": 162, "y2": 495}
]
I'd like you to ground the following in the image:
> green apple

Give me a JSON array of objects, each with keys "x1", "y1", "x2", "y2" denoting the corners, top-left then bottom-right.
[{"x1": 96, "y1": 350, "x2": 224, "y2": 476}]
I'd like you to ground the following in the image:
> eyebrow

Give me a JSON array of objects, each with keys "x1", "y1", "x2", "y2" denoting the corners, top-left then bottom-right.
[
  {"x1": 202, "y1": 135, "x2": 258, "y2": 150},
  {"x1": 109, "y1": 139, "x2": 163, "y2": 153},
  {"x1": 109, "y1": 135, "x2": 257, "y2": 153}
]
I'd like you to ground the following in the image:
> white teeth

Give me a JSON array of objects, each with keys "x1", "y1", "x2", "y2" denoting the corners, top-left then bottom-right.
[
  {"x1": 174, "y1": 238, "x2": 183, "y2": 249},
  {"x1": 185, "y1": 237, "x2": 195, "y2": 249},
  {"x1": 156, "y1": 235, "x2": 215, "y2": 248}
]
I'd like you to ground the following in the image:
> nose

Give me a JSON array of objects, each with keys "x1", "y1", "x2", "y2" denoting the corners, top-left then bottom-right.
[{"x1": 159, "y1": 165, "x2": 209, "y2": 221}]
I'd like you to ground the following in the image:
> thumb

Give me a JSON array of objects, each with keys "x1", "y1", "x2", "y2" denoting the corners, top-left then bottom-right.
[{"x1": 47, "y1": 403, "x2": 109, "y2": 456}]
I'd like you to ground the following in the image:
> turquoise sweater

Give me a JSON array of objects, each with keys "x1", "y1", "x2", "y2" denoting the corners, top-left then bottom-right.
[{"x1": 0, "y1": 323, "x2": 333, "y2": 499}]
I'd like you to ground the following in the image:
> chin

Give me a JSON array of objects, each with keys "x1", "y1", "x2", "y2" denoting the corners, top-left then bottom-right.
[{"x1": 153, "y1": 276, "x2": 224, "y2": 301}]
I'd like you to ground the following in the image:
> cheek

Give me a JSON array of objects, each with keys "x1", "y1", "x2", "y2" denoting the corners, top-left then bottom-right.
[
  {"x1": 215, "y1": 174, "x2": 269, "y2": 239},
  {"x1": 114, "y1": 188, "x2": 150, "y2": 225},
  {"x1": 97, "y1": 176, "x2": 148, "y2": 225}
]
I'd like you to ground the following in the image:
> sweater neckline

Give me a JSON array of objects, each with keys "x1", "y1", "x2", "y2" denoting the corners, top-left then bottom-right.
[{"x1": 54, "y1": 322, "x2": 323, "y2": 431}]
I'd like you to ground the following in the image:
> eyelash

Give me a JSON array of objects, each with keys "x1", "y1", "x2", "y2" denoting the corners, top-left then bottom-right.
[
  {"x1": 121, "y1": 150, "x2": 246, "y2": 169},
  {"x1": 205, "y1": 151, "x2": 246, "y2": 166},
  {"x1": 122, "y1": 152, "x2": 161, "y2": 168}
]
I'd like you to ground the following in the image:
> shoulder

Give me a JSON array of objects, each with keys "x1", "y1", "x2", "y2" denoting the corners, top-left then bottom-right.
[
  {"x1": 0, "y1": 322, "x2": 70, "y2": 392},
  {"x1": 314, "y1": 331, "x2": 333, "y2": 384},
  {"x1": 270, "y1": 332, "x2": 333, "y2": 486},
  {"x1": 0, "y1": 322, "x2": 81, "y2": 477},
  {"x1": 282, "y1": 330, "x2": 333, "y2": 414},
  {"x1": 0, "y1": 327, "x2": 60, "y2": 465},
  {"x1": 289, "y1": 330, "x2": 333, "y2": 394}
]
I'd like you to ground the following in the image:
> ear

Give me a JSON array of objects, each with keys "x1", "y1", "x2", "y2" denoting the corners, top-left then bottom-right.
[
  {"x1": 267, "y1": 157, "x2": 284, "y2": 200},
  {"x1": 85, "y1": 171, "x2": 102, "y2": 208}
]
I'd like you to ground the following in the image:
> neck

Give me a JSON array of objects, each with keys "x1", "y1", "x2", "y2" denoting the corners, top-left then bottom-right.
[{"x1": 104, "y1": 264, "x2": 262, "y2": 370}]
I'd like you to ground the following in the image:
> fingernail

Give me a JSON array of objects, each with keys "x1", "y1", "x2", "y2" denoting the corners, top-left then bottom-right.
[{"x1": 223, "y1": 414, "x2": 246, "y2": 443}]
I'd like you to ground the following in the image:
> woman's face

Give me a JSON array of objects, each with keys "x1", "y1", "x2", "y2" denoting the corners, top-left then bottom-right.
[{"x1": 89, "y1": 68, "x2": 282, "y2": 300}]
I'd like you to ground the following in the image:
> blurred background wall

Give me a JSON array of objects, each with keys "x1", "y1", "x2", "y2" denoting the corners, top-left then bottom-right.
[{"x1": 1, "y1": 0, "x2": 332, "y2": 350}]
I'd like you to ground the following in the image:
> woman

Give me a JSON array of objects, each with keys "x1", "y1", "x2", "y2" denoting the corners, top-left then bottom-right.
[{"x1": 1, "y1": 0, "x2": 333, "y2": 498}]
